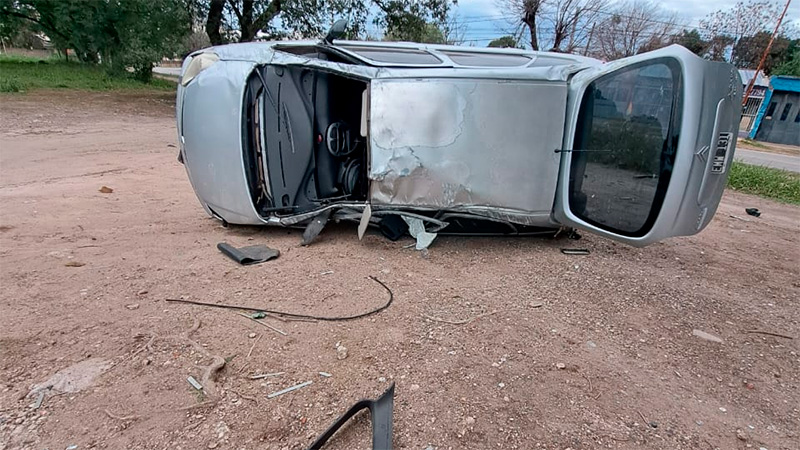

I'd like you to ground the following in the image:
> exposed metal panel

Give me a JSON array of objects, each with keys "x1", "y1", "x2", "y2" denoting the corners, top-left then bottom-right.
[{"x1": 368, "y1": 79, "x2": 568, "y2": 218}]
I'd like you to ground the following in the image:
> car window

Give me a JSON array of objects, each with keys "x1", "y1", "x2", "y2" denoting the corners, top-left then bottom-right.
[
  {"x1": 338, "y1": 45, "x2": 442, "y2": 65},
  {"x1": 569, "y1": 60, "x2": 682, "y2": 237},
  {"x1": 439, "y1": 51, "x2": 531, "y2": 67}
]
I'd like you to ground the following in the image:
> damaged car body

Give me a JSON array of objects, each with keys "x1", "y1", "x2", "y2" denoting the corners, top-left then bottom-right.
[{"x1": 177, "y1": 31, "x2": 742, "y2": 247}]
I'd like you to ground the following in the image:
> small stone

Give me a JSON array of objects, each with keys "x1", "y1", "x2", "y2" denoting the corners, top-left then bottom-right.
[
  {"x1": 378, "y1": 377, "x2": 387, "y2": 383},
  {"x1": 498, "y1": 382, "x2": 505, "y2": 388},
  {"x1": 137, "y1": 290, "x2": 148, "y2": 296},
  {"x1": 336, "y1": 345, "x2": 348, "y2": 360},
  {"x1": 248, "y1": 332, "x2": 257, "y2": 339},
  {"x1": 719, "y1": 407, "x2": 727, "y2": 413},
  {"x1": 126, "y1": 304, "x2": 140, "y2": 310},
  {"x1": 556, "y1": 363, "x2": 566, "y2": 370},
  {"x1": 692, "y1": 329, "x2": 723, "y2": 343},
  {"x1": 503, "y1": 396, "x2": 510, "y2": 402},
  {"x1": 465, "y1": 416, "x2": 475, "y2": 426},
  {"x1": 736, "y1": 429, "x2": 747, "y2": 441},
  {"x1": 410, "y1": 384, "x2": 420, "y2": 391},
  {"x1": 207, "y1": 443, "x2": 218, "y2": 449},
  {"x1": 586, "y1": 341, "x2": 597, "y2": 349}
]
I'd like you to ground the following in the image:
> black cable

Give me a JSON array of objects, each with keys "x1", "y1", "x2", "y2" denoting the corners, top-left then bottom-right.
[{"x1": 165, "y1": 276, "x2": 393, "y2": 322}]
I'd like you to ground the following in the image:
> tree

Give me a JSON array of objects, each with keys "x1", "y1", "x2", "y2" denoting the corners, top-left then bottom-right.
[
  {"x1": 590, "y1": 0, "x2": 677, "y2": 60},
  {"x1": 488, "y1": 35, "x2": 521, "y2": 48},
  {"x1": 671, "y1": 29, "x2": 708, "y2": 56},
  {"x1": 700, "y1": 0, "x2": 784, "y2": 63},
  {"x1": 773, "y1": 46, "x2": 800, "y2": 76},
  {"x1": 733, "y1": 31, "x2": 791, "y2": 73},
  {"x1": 1, "y1": 0, "x2": 189, "y2": 80},
  {"x1": 500, "y1": 0, "x2": 608, "y2": 52}
]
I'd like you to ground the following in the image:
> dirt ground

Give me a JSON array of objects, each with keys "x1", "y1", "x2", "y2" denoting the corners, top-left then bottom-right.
[{"x1": 1, "y1": 90, "x2": 798, "y2": 450}]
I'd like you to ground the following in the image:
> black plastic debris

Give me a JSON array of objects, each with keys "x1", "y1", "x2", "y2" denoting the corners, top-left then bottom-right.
[
  {"x1": 217, "y1": 243, "x2": 280, "y2": 265},
  {"x1": 302, "y1": 209, "x2": 333, "y2": 245},
  {"x1": 379, "y1": 215, "x2": 409, "y2": 241},
  {"x1": 745, "y1": 208, "x2": 761, "y2": 217},
  {"x1": 307, "y1": 383, "x2": 395, "y2": 450},
  {"x1": 561, "y1": 248, "x2": 590, "y2": 255}
]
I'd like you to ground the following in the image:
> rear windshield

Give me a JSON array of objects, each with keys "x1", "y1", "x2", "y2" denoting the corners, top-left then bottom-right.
[{"x1": 569, "y1": 59, "x2": 682, "y2": 236}]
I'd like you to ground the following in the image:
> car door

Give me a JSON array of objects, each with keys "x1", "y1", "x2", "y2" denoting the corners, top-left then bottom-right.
[{"x1": 554, "y1": 45, "x2": 742, "y2": 246}]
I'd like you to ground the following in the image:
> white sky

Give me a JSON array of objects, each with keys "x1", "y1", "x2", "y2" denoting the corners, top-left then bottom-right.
[{"x1": 454, "y1": 0, "x2": 800, "y2": 46}]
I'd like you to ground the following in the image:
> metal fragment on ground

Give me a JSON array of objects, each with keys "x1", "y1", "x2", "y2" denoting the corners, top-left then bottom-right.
[
  {"x1": 249, "y1": 372, "x2": 285, "y2": 380},
  {"x1": 267, "y1": 380, "x2": 313, "y2": 399},
  {"x1": 187, "y1": 376, "x2": 203, "y2": 390},
  {"x1": 301, "y1": 209, "x2": 332, "y2": 246},
  {"x1": 319, "y1": 372, "x2": 332, "y2": 377},
  {"x1": 402, "y1": 216, "x2": 437, "y2": 250},
  {"x1": 561, "y1": 248, "x2": 590, "y2": 255},
  {"x1": 692, "y1": 329, "x2": 724, "y2": 343}
]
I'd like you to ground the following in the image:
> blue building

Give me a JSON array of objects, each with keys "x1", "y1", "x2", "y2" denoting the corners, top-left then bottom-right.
[{"x1": 748, "y1": 76, "x2": 800, "y2": 146}]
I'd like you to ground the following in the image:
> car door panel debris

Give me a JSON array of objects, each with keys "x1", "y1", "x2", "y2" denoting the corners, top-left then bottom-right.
[{"x1": 217, "y1": 243, "x2": 279, "y2": 265}]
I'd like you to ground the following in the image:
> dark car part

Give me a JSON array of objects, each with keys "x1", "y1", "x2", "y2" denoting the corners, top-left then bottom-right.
[
  {"x1": 745, "y1": 207, "x2": 761, "y2": 217},
  {"x1": 306, "y1": 383, "x2": 395, "y2": 450},
  {"x1": 379, "y1": 215, "x2": 409, "y2": 241},
  {"x1": 217, "y1": 243, "x2": 280, "y2": 265}
]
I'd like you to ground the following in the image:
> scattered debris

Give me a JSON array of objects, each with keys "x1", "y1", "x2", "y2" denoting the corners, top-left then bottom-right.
[
  {"x1": 745, "y1": 208, "x2": 761, "y2": 217},
  {"x1": 267, "y1": 380, "x2": 313, "y2": 399},
  {"x1": 692, "y1": 329, "x2": 724, "y2": 343},
  {"x1": 33, "y1": 390, "x2": 45, "y2": 409},
  {"x1": 237, "y1": 312, "x2": 287, "y2": 336},
  {"x1": 379, "y1": 215, "x2": 408, "y2": 241},
  {"x1": 187, "y1": 376, "x2": 203, "y2": 390},
  {"x1": 306, "y1": 383, "x2": 395, "y2": 450},
  {"x1": 104, "y1": 408, "x2": 140, "y2": 422},
  {"x1": 29, "y1": 358, "x2": 112, "y2": 398},
  {"x1": 126, "y1": 303, "x2": 140, "y2": 310},
  {"x1": 248, "y1": 332, "x2": 257, "y2": 338},
  {"x1": 217, "y1": 242, "x2": 279, "y2": 265},
  {"x1": 302, "y1": 209, "x2": 332, "y2": 246},
  {"x1": 166, "y1": 276, "x2": 394, "y2": 322},
  {"x1": 66, "y1": 445, "x2": 78, "y2": 450},
  {"x1": 249, "y1": 372, "x2": 284, "y2": 380},
  {"x1": 556, "y1": 363, "x2": 566, "y2": 370},
  {"x1": 729, "y1": 214, "x2": 751, "y2": 222},
  {"x1": 561, "y1": 248, "x2": 590, "y2": 255},
  {"x1": 403, "y1": 217, "x2": 437, "y2": 250},
  {"x1": 422, "y1": 310, "x2": 502, "y2": 325},
  {"x1": 319, "y1": 372, "x2": 332, "y2": 378},
  {"x1": 64, "y1": 261, "x2": 85, "y2": 267},
  {"x1": 98, "y1": 186, "x2": 113, "y2": 194},
  {"x1": 358, "y1": 203, "x2": 372, "y2": 240},
  {"x1": 744, "y1": 329, "x2": 794, "y2": 340},
  {"x1": 320, "y1": 270, "x2": 334, "y2": 275},
  {"x1": 336, "y1": 343, "x2": 348, "y2": 360}
]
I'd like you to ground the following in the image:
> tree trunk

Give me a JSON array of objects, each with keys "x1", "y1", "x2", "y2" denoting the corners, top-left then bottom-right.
[
  {"x1": 524, "y1": 14, "x2": 538, "y2": 50},
  {"x1": 206, "y1": 0, "x2": 226, "y2": 45}
]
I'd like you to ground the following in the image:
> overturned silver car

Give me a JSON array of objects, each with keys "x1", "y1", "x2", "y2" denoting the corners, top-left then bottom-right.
[{"x1": 176, "y1": 32, "x2": 742, "y2": 247}]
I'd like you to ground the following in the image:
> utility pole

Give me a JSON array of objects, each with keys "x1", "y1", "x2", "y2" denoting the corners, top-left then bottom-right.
[
  {"x1": 742, "y1": 0, "x2": 791, "y2": 106},
  {"x1": 583, "y1": 22, "x2": 595, "y2": 56}
]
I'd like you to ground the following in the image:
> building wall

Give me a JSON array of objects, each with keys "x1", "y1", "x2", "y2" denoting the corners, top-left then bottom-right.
[{"x1": 749, "y1": 77, "x2": 800, "y2": 146}]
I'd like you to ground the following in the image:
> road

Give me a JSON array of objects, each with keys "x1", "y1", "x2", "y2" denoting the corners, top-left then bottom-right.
[{"x1": 735, "y1": 147, "x2": 800, "y2": 173}]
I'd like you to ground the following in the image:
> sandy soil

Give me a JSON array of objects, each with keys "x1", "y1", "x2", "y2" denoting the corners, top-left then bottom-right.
[{"x1": 1, "y1": 90, "x2": 799, "y2": 450}]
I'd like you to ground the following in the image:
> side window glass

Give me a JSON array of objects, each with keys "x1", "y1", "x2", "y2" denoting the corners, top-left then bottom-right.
[{"x1": 569, "y1": 60, "x2": 682, "y2": 236}]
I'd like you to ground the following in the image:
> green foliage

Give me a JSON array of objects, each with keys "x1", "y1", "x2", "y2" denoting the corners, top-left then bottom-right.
[
  {"x1": 773, "y1": 48, "x2": 800, "y2": 77},
  {"x1": 488, "y1": 36, "x2": 521, "y2": 49},
  {"x1": 671, "y1": 29, "x2": 708, "y2": 56},
  {"x1": 727, "y1": 162, "x2": 800, "y2": 205},
  {"x1": 1, "y1": 0, "x2": 189, "y2": 81},
  {"x1": 0, "y1": 56, "x2": 175, "y2": 92},
  {"x1": 384, "y1": 21, "x2": 445, "y2": 44},
  {"x1": 733, "y1": 32, "x2": 792, "y2": 74}
]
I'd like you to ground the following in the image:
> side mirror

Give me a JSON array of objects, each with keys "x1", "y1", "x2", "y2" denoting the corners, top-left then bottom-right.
[{"x1": 323, "y1": 19, "x2": 348, "y2": 45}]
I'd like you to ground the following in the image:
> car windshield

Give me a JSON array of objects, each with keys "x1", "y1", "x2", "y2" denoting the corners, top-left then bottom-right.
[{"x1": 569, "y1": 60, "x2": 682, "y2": 236}]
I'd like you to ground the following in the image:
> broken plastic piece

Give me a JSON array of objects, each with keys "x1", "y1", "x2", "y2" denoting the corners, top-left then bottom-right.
[
  {"x1": 561, "y1": 248, "x2": 590, "y2": 255},
  {"x1": 267, "y1": 380, "x2": 312, "y2": 399},
  {"x1": 403, "y1": 217, "x2": 437, "y2": 250},
  {"x1": 302, "y1": 209, "x2": 333, "y2": 245},
  {"x1": 379, "y1": 215, "x2": 409, "y2": 241},
  {"x1": 187, "y1": 376, "x2": 203, "y2": 390},
  {"x1": 358, "y1": 203, "x2": 372, "y2": 240},
  {"x1": 745, "y1": 208, "x2": 761, "y2": 217},
  {"x1": 217, "y1": 243, "x2": 280, "y2": 265},
  {"x1": 306, "y1": 383, "x2": 395, "y2": 450}
]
